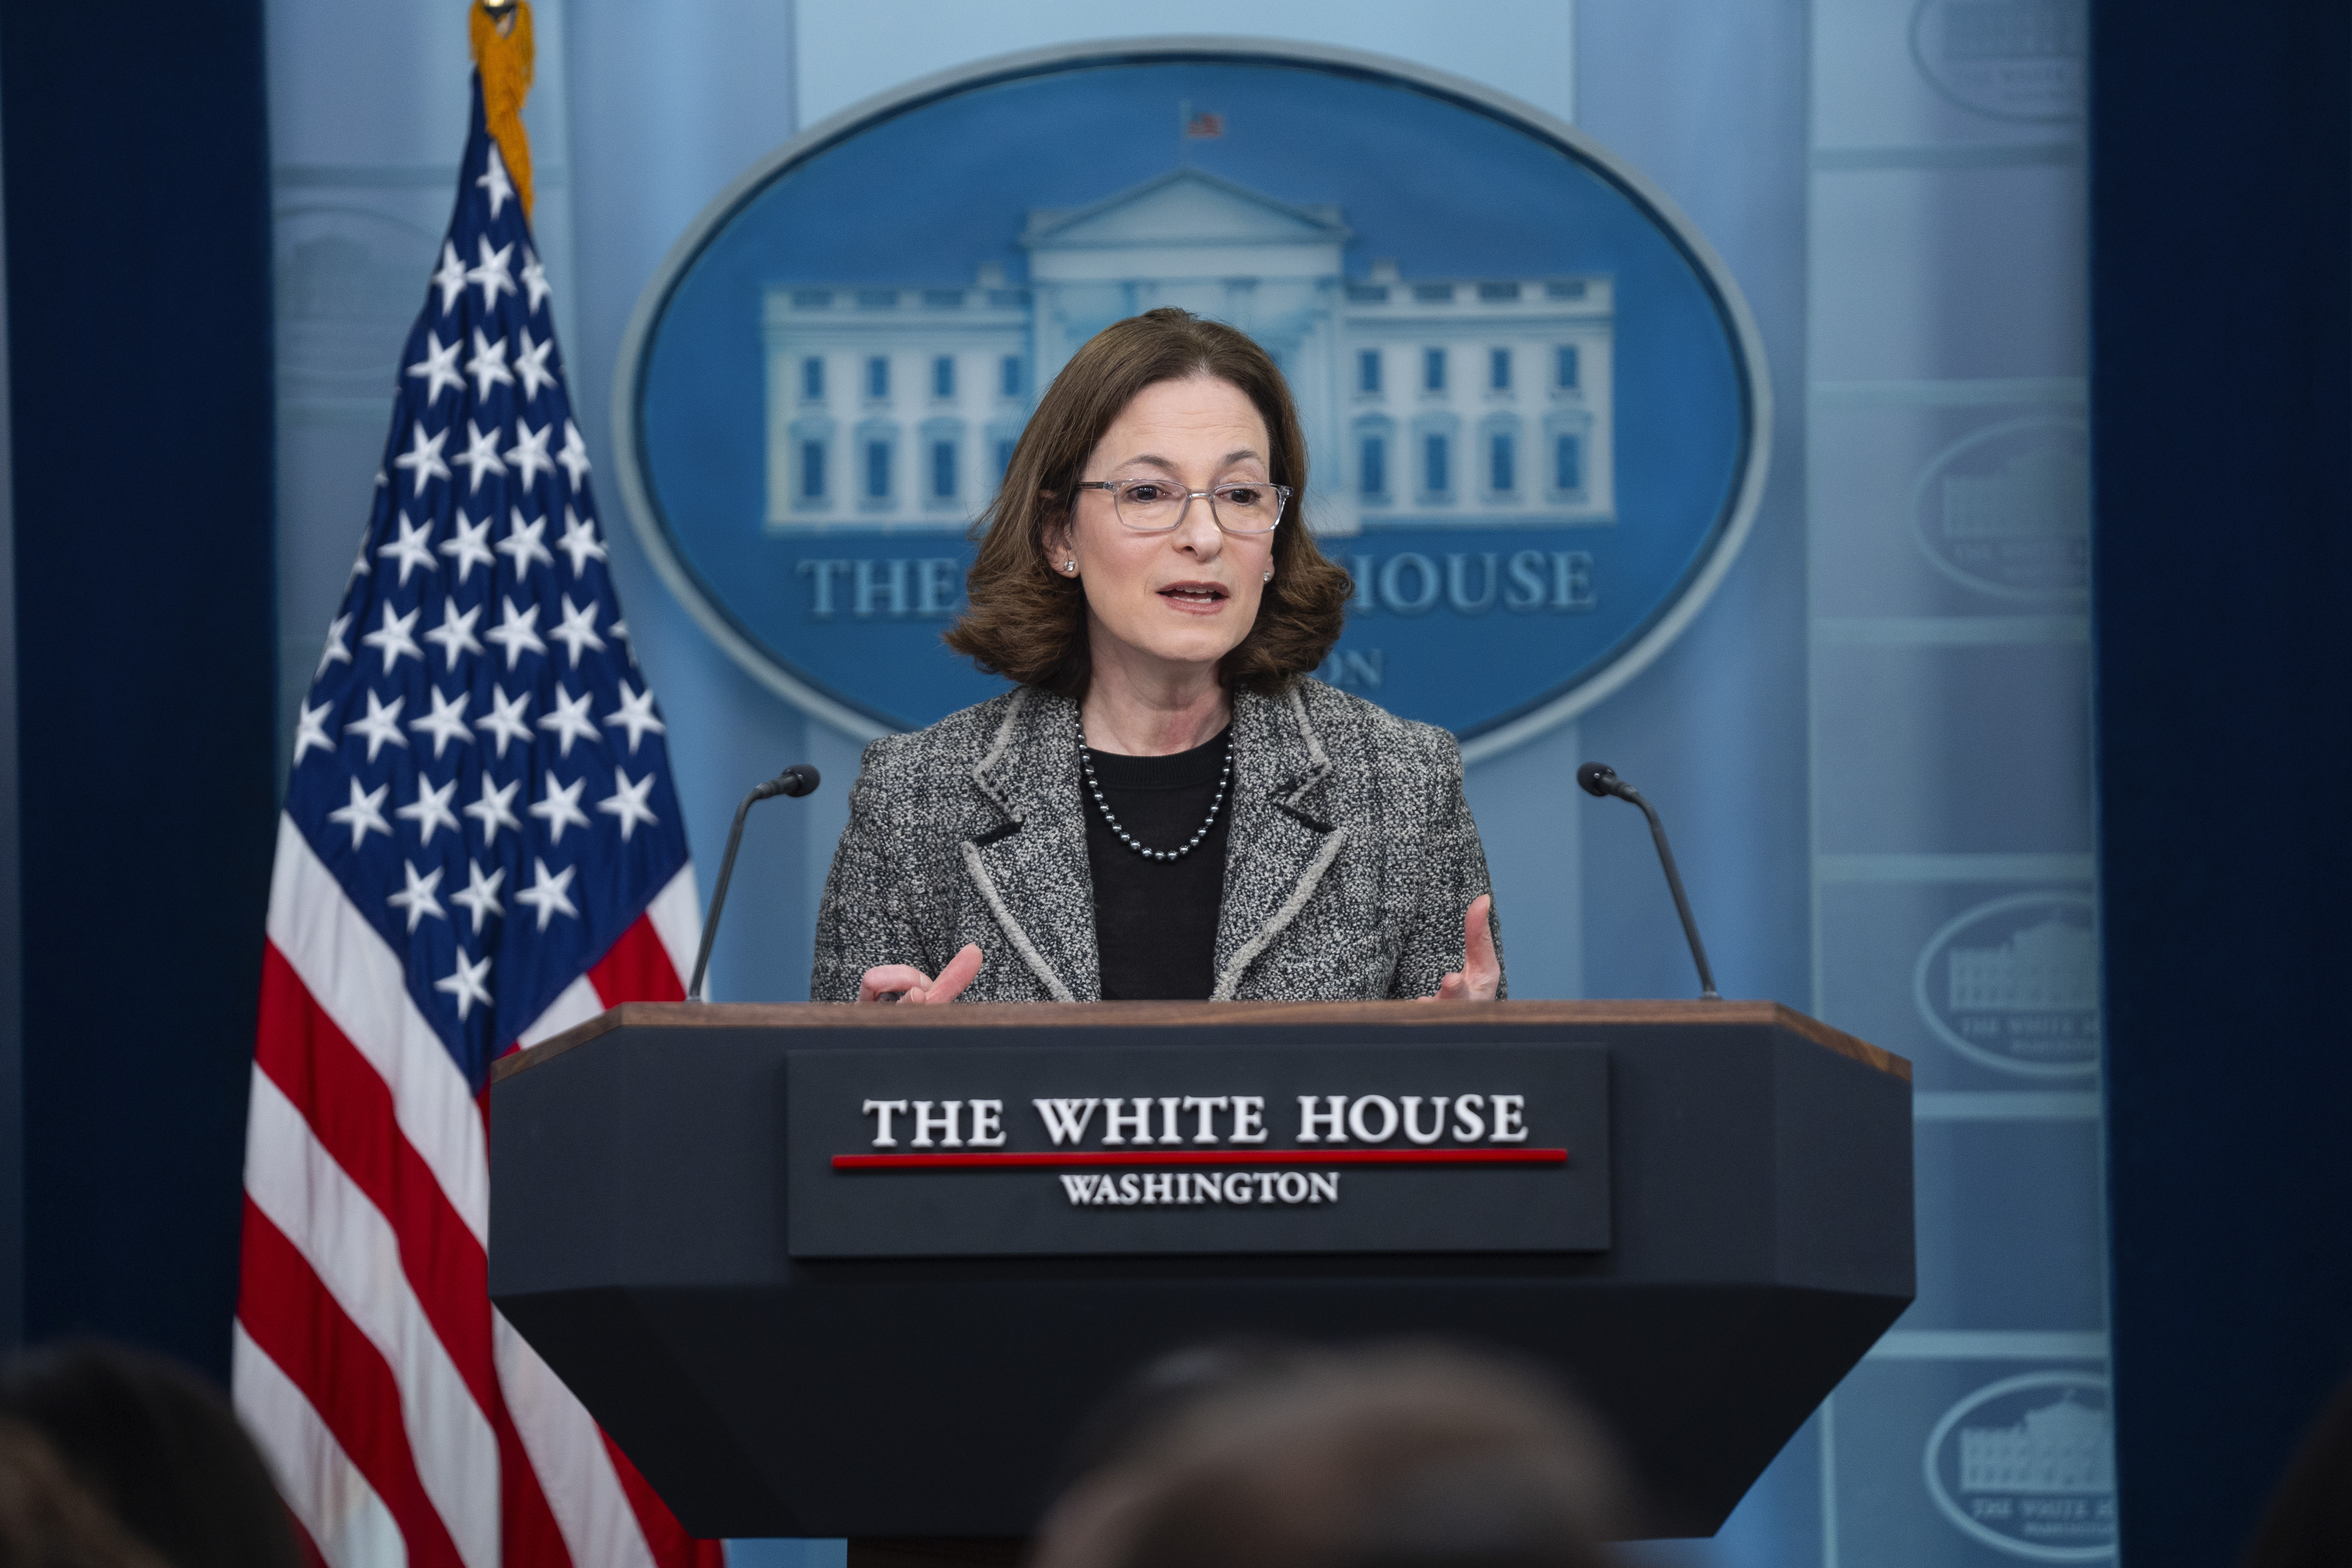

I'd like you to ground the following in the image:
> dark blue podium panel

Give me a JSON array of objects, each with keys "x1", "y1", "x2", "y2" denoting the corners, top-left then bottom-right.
[{"x1": 488, "y1": 1000, "x2": 1912, "y2": 1540}]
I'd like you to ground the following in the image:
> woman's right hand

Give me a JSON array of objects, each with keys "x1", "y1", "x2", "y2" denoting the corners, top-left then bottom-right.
[{"x1": 856, "y1": 943, "x2": 984, "y2": 1004}]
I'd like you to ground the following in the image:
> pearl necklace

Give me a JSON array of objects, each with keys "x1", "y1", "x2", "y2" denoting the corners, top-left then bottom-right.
[{"x1": 1078, "y1": 718, "x2": 1232, "y2": 862}]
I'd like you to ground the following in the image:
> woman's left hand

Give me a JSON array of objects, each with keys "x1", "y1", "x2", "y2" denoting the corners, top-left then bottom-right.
[{"x1": 1428, "y1": 893, "x2": 1499, "y2": 1001}]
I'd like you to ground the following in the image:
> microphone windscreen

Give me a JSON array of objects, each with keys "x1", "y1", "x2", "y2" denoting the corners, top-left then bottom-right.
[
  {"x1": 1575, "y1": 762, "x2": 1617, "y2": 799},
  {"x1": 777, "y1": 763, "x2": 821, "y2": 798}
]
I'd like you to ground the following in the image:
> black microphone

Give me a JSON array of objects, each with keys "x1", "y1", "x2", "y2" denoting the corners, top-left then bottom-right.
[
  {"x1": 687, "y1": 764, "x2": 821, "y2": 1002},
  {"x1": 1577, "y1": 762, "x2": 1720, "y2": 1001}
]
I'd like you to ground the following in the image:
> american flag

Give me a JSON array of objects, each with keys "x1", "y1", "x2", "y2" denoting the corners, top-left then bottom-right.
[{"x1": 233, "y1": 74, "x2": 717, "y2": 1568}]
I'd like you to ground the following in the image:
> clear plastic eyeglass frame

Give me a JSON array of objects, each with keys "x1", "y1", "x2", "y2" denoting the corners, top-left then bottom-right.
[{"x1": 1075, "y1": 479, "x2": 1292, "y2": 535}]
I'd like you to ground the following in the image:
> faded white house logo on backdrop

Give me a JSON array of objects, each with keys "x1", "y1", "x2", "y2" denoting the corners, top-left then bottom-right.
[
  {"x1": 615, "y1": 42, "x2": 1767, "y2": 753},
  {"x1": 274, "y1": 206, "x2": 443, "y2": 395},
  {"x1": 1914, "y1": 891, "x2": 2100, "y2": 1078},
  {"x1": 1911, "y1": 419, "x2": 2089, "y2": 600},
  {"x1": 1924, "y1": 1373, "x2": 2116, "y2": 1561},
  {"x1": 1910, "y1": 0, "x2": 2088, "y2": 121}
]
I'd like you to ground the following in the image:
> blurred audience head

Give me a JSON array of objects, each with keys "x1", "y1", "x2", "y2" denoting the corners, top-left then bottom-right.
[
  {"x1": 0, "y1": 1417, "x2": 166, "y2": 1568},
  {"x1": 1034, "y1": 1341, "x2": 1633, "y2": 1568},
  {"x1": 0, "y1": 1341, "x2": 301, "y2": 1568}
]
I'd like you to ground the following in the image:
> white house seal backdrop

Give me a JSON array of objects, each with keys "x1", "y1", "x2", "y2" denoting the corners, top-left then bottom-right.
[{"x1": 611, "y1": 41, "x2": 1769, "y2": 755}]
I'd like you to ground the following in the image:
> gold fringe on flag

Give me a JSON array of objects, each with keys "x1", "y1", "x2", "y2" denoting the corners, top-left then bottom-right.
[{"x1": 469, "y1": 1, "x2": 536, "y2": 221}]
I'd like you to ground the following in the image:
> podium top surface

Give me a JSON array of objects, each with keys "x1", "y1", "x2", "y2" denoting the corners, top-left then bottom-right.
[{"x1": 492, "y1": 996, "x2": 1907, "y2": 1084}]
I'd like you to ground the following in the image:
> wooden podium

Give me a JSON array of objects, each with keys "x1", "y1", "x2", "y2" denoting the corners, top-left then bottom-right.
[{"x1": 488, "y1": 999, "x2": 1911, "y2": 1542}]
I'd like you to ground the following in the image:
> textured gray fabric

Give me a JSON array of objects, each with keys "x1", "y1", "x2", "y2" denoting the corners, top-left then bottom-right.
[{"x1": 810, "y1": 679, "x2": 1505, "y2": 1003}]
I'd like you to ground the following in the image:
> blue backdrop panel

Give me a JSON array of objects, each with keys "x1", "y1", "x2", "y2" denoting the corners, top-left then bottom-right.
[
  {"x1": 1803, "y1": 0, "x2": 2108, "y2": 1562},
  {"x1": 0, "y1": 0, "x2": 279, "y2": 1377},
  {"x1": 2091, "y1": 1, "x2": 2352, "y2": 1563}
]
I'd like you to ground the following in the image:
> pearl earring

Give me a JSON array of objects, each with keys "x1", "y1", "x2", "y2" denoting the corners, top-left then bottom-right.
[
  {"x1": 1262, "y1": 570, "x2": 1273, "y2": 583},
  {"x1": 1064, "y1": 559, "x2": 1077, "y2": 574}
]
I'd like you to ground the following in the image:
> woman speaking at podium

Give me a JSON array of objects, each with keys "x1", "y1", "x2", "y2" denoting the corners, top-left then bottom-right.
[{"x1": 812, "y1": 308, "x2": 1504, "y2": 1005}]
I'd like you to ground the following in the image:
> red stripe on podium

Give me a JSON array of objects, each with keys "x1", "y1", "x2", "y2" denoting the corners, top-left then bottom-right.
[{"x1": 832, "y1": 1147, "x2": 1568, "y2": 1170}]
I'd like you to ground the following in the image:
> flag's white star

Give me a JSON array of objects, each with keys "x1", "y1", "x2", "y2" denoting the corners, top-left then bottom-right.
[
  {"x1": 292, "y1": 698, "x2": 334, "y2": 765},
  {"x1": 348, "y1": 539, "x2": 371, "y2": 582},
  {"x1": 521, "y1": 246, "x2": 551, "y2": 314},
  {"x1": 315, "y1": 613, "x2": 353, "y2": 677},
  {"x1": 386, "y1": 859, "x2": 447, "y2": 932},
  {"x1": 548, "y1": 595, "x2": 605, "y2": 668},
  {"x1": 484, "y1": 596, "x2": 545, "y2": 670},
  {"x1": 394, "y1": 422, "x2": 451, "y2": 494},
  {"x1": 515, "y1": 856, "x2": 579, "y2": 931},
  {"x1": 327, "y1": 778, "x2": 393, "y2": 848},
  {"x1": 422, "y1": 598, "x2": 484, "y2": 669},
  {"x1": 360, "y1": 602, "x2": 423, "y2": 673},
  {"x1": 506, "y1": 420, "x2": 555, "y2": 490},
  {"x1": 344, "y1": 690, "x2": 409, "y2": 762},
  {"x1": 537, "y1": 685, "x2": 600, "y2": 756},
  {"x1": 407, "y1": 686, "x2": 474, "y2": 758},
  {"x1": 377, "y1": 513, "x2": 438, "y2": 586},
  {"x1": 406, "y1": 330, "x2": 464, "y2": 403},
  {"x1": 465, "y1": 775, "x2": 523, "y2": 846},
  {"x1": 598, "y1": 767, "x2": 660, "y2": 842},
  {"x1": 397, "y1": 774, "x2": 462, "y2": 845},
  {"x1": 477, "y1": 142, "x2": 515, "y2": 219},
  {"x1": 435, "y1": 949, "x2": 493, "y2": 1021},
  {"x1": 557, "y1": 420, "x2": 592, "y2": 489},
  {"x1": 433, "y1": 241, "x2": 469, "y2": 314},
  {"x1": 604, "y1": 681, "x2": 665, "y2": 753},
  {"x1": 528, "y1": 772, "x2": 591, "y2": 845},
  {"x1": 513, "y1": 327, "x2": 557, "y2": 401},
  {"x1": 465, "y1": 329, "x2": 513, "y2": 401},
  {"x1": 454, "y1": 420, "x2": 507, "y2": 493},
  {"x1": 479, "y1": 684, "x2": 533, "y2": 757},
  {"x1": 437, "y1": 510, "x2": 496, "y2": 584},
  {"x1": 556, "y1": 508, "x2": 606, "y2": 577},
  {"x1": 497, "y1": 509, "x2": 553, "y2": 574},
  {"x1": 467, "y1": 236, "x2": 517, "y2": 310},
  {"x1": 450, "y1": 859, "x2": 505, "y2": 934}
]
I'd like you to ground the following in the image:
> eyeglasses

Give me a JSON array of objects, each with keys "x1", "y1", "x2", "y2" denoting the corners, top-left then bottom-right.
[{"x1": 1075, "y1": 478, "x2": 1291, "y2": 535}]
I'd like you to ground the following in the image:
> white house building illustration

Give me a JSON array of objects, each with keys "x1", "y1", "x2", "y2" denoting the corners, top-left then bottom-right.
[
  {"x1": 1960, "y1": 1395, "x2": 2115, "y2": 1495},
  {"x1": 1948, "y1": 917, "x2": 2099, "y2": 1014},
  {"x1": 762, "y1": 168, "x2": 1616, "y2": 535}
]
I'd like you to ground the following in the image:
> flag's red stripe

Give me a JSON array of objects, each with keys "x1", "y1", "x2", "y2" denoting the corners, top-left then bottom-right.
[
  {"x1": 254, "y1": 944, "x2": 498, "y2": 1411},
  {"x1": 237, "y1": 1201, "x2": 469, "y2": 1568},
  {"x1": 599, "y1": 1429, "x2": 725, "y2": 1568},
  {"x1": 493, "y1": 1388, "x2": 577, "y2": 1568},
  {"x1": 587, "y1": 912, "x2": 685, "y2": 1008},
  {"x1": 833, "y1": 1147, "x2": 1571, "y2": 1169},
  {"x1": 288, "y1": 1508, "x2": 328, "y2": 1568}
]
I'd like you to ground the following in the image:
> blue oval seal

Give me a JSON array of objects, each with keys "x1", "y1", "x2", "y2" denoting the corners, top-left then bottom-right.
[
  {"x1": 1913, "y1": 891, "x2": 2100, "y2": 1079},
  {"x1": 614, "y1": 40, "x2": 1769, "y2": 757},
  {"x1": 1924, "y1": 1371, "x2": 2116, "y2": 1562}
]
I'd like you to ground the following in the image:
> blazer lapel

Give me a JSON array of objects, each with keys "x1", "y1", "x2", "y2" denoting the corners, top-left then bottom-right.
[
  {"x1": 963, "y1": 687, "x2": 1099, "y2": 1001},
  {"x1": 1211, "y1": 686, "x2": 1347, "y2": 1000}
]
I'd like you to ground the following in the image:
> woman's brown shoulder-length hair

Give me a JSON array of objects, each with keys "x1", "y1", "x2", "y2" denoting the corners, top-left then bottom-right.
[{"x1": 943, "y1": 308, "x2": 1352, "y2": 696}]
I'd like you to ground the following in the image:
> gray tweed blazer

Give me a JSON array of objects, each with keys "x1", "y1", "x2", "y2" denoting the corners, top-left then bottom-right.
[{"x1": 810, "y1": 679, "x2": 1504, "y2": 1003}]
